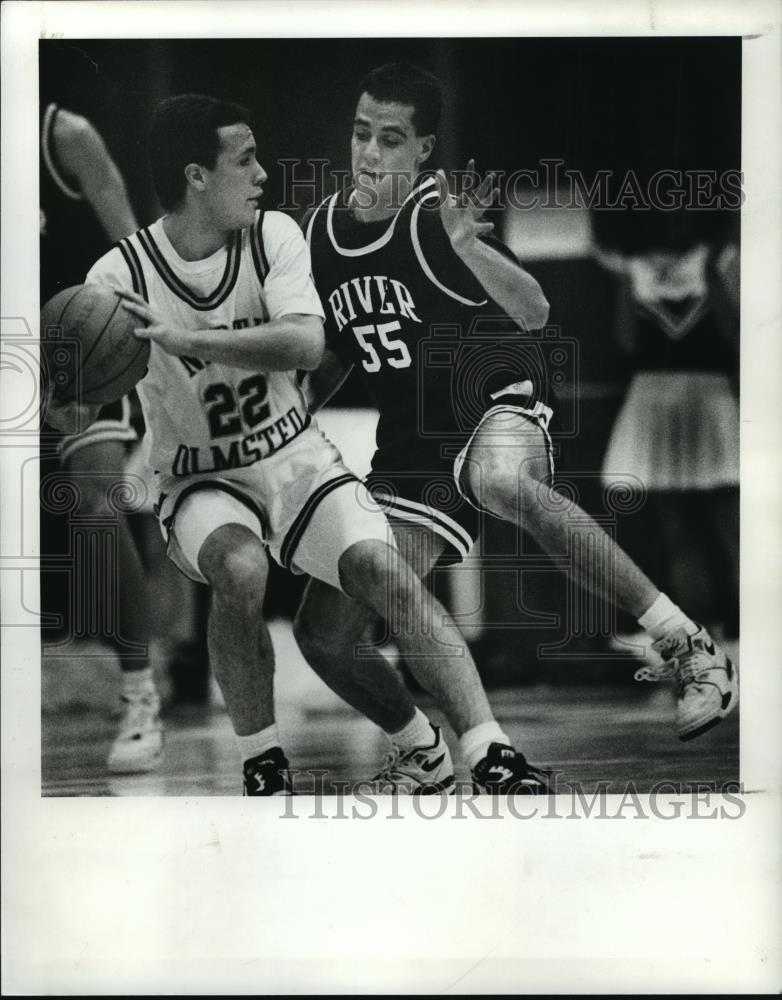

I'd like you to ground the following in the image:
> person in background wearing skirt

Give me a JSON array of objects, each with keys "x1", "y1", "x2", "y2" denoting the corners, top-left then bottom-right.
[{"x1": 596, "y1": 212, "x2": 739, "y2": 652}]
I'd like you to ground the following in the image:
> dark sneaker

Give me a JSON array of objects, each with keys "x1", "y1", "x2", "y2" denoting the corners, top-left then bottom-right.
[
  {"x1": 242, "y1": 747, "x2": 293, "y2": 796},
  {"x1": 472, "y1": 743, "x2": 551, "y2": 794},
  {"x1": 371, "y1": 725, "x2": 455, "y2": 794}
]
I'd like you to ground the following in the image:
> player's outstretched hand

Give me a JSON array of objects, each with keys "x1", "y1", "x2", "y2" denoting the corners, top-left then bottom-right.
[
  {"x1": 436, "y1": 159, "x2": 498, "y2": 254},
  {"x1": 118, "y1": 288, "x2": 198, "y2": 358}
]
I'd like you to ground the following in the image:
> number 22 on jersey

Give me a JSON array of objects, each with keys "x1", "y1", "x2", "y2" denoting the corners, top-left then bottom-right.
[{"x1": 203, "y1": 374, "x2": 270, "y2": 439}]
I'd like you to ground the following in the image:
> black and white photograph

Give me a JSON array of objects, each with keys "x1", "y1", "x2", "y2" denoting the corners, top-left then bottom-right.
[{"x1": 2, "y1": 1, "x2": 781, "y2": 994}]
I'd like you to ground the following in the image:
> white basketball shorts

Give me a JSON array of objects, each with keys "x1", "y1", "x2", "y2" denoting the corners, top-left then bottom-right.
[{"x1": 154, "y1": 424, "x2": 395, "y2": 592}]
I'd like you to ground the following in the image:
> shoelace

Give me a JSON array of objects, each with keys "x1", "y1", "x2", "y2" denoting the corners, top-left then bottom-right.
[
  {"x1": 372, "y1": 746, "x2": 406, "y2": 782},
  {"x1": 634, "y1": 661, "x2": 678, "y2": 682},
  {"x1": 635, "y1": 650, "x2": 712, "y2": 688}
]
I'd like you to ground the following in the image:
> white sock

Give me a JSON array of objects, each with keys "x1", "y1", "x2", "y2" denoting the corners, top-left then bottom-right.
[
  {"x1": 121, "y1": 667, "x2": 156, "y2": 700},
  {"x1": 388, "y1": 707, "x2": 435, "y2": 750},
  {"x1": 460, "y1": 721, "x2": 510, "y2": 771},
  {"x1": 237, "y1": 723, "x2": 280, "y2": 764},
  {"x1": 638, "y1": 593, "x2": 699, "y2": 641}
]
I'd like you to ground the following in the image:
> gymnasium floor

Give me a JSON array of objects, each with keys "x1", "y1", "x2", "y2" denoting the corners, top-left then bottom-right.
[{"x1": 41, "y1": 623, "x2": 740, "y2": 798}]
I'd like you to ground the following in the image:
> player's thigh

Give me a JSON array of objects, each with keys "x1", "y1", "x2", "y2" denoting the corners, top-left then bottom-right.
[
  {"x1": 292, "y1": 514, "x2": 445, "y2": 655},
  {"x1": 197, "y1": 523, "x2": 270, "y2": 605},
  {"x1": 462, "y1": 409, "x2": 552, "y2": 505},
  {"x1": 290, "y1": 478, "x2": 397, "y2": 594},
  {"x1": 388, "y1": 518, "x2": 448, "y2": 580}
]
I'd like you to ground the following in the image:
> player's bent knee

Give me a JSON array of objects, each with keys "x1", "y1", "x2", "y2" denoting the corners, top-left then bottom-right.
[
  {"x1": 337, "y1": 539, "x2": 421, "y2": 624},
  {"x1": 467, "y1": 446, "x2": 546, "y2": 521},
  {"x1": 338, "y1": 538, "x2": 408, "y2": 604},
  {"x1": 338, "y1": 538, "x2": 391, "y2": 599},
  {"x1": 199, "y1": 531, "x2": 268, "y2": 602},
  {"x1": 465, "y1": 451, "x2": 517, "y2": 517}
]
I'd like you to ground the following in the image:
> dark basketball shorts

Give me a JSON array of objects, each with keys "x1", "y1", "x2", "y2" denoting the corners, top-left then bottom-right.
[{"x1": 366, "y1": 380, "x2": 555, "y2": 564}]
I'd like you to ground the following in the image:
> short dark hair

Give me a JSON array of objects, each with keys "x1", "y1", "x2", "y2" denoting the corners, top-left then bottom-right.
[
  {"x1": 356, "y1": 63, "x2": 443, "y2": 136},
  {"x1": 149, "y1": 94, "x2": 251, "y2": 210}
]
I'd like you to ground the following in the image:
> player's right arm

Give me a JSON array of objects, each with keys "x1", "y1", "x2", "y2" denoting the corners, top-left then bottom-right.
[
  {"x1": 302, "y1": 347, "x2": 353, "y2": 413},
  {"x1": 53, "y1": 110, "x2": 138, "y2": 243},
  {"x1": 434, "y1": 164, "x2": 549, "y2": 330}
]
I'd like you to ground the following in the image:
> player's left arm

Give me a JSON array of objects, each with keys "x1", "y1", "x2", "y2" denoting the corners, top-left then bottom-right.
[
  {"x1": 53, "y1": 109, "x2": 138, "y2": 243},
  {"x1": 119, "y1": 292, "x2": 324, "y2": 372},
  {"x1": 437, "y1": 163, "x2": 549, "y2": 330}
]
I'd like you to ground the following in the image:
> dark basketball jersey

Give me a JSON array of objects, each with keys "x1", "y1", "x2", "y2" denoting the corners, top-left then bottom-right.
[
  {"x1": 40, "y1": 103, "x2": 111, "y2": 303},
  {"x1": 306, "y1": 174, "x2": 549, "y2": 467}
]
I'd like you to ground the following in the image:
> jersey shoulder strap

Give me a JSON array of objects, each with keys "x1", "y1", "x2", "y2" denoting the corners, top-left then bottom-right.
[
  {"x1": 303, "y1": 193, "x2": 333, "y2": 249},
  {"x1": 408, "y1": 176, "x2": 488, "y2": 307},
  {"x1": 115, "y1": 231, "x2": 149, "y2": 300},
  {"x1": 250, "y1": 209, "x2": 269, "y2": 285}
]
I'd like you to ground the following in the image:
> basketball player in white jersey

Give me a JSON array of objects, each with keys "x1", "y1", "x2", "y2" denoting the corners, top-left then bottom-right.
[
  {"x1": 40, "y1": 104, "x2": 163, "y2": 775},
  {"x1": 55, "y1": 93, "x2": 518, "y2": 794},
  {"x1": 294, "y1": 63, "x2": 738, "y2": 786}
]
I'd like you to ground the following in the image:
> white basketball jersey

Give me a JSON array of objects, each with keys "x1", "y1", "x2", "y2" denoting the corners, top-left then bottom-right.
[{"x1": 85, "y1": 211, "x2": 324, "y2": 477}]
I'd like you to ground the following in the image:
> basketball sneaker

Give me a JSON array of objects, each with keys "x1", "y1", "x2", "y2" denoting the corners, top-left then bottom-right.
[
  {"x1": 107, "y1": 691, "x2": 163, "y2": 774},
  {"x1": 634, "y1": 625, "x2": 738, "y2": 741},
  {"x1": 371, "y1": 725, "x2": 455, "y2": 794},
  {"x1": 243, "y1": 747, "x2": 293, "y2": 795},
  {"x1": 472, "y1": 744, "x2": 552, "y2": 794}
]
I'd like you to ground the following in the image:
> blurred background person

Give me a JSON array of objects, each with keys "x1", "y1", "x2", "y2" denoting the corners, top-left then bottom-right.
[
  {"x1": 40, "y1": 99, "x2": 164, "y2": 772},
  {"x1": 594, "y1": 209, "x2": 739, "y2": 652}
]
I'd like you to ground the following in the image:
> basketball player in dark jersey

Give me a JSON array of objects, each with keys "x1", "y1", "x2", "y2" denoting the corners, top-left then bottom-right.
[
  {"x1": 294, "y1": 63, "x2": 737, "y2": 790},
  {"x1": 40, "y1": 103, "x2": 163, "y2": 773}
]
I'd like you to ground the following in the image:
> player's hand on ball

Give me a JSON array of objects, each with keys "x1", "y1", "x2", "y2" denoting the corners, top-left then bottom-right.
[
  {"x1": 119, "y1": 289, "x2": 197, "y2": 358},
  {"x1": 436, "y1": 159, "x2": 498, "y2": 254}
]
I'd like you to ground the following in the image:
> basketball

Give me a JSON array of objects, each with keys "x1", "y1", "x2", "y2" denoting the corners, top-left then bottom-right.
[{"x1": 41, "y1": 283, "x2": 150, "y2": 404}]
